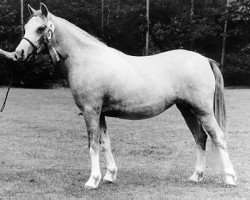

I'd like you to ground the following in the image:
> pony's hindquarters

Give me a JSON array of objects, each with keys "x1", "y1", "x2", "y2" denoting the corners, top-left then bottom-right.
[
  {"x1": 177, "y1": 56, "x2": 237, "y2": 186},
  {"x1": 200, "y1": 59, "x2": 237, "y2": 185}
]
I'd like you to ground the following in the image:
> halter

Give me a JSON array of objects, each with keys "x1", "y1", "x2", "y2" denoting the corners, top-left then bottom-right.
[
  {"x1": 22, "y1": 37, "x2": 38, "y2": 52},
  {"x1": 21, "y1": 20, "x2": 68, "y2": 65}
]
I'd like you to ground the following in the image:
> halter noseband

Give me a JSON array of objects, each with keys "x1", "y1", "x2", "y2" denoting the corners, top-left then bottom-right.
[{"x1": 22, "y1": 37, "x2": 38, "y2": 52}]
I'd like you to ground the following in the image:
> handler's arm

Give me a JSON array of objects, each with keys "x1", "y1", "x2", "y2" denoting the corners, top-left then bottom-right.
[{"x1": 0, "y1": 48, "x2": 16, "y2": 61}]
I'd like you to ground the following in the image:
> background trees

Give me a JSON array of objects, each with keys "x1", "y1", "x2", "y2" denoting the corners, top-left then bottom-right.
[{"x1": 0, "y1": 0, "x2": 249, "y2": 87}]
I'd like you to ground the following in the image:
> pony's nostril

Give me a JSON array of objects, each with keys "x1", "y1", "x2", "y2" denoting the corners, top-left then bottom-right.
[
  {"x1": 21, "y1": 49, "x2": 24, "y2": 57},
  {"x1": 15, "y1": 49, "x2": 25, "y2": 61}
]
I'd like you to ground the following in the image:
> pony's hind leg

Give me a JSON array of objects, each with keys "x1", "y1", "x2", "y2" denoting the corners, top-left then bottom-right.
[
  {"x1": 99, "y1": 114, "x2": 118, "y2": 183},
  {"x1": 199, "y1": 113, "x2": 237, "y2": 186},
  {"x1": 177, "y1": 104, "x2": 207, "y2": 182}
]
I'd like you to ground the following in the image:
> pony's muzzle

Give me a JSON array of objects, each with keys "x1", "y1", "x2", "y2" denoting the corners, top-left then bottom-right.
[
  {"x1": 15, "y1": 49, "x2": 25, "y2": 61},
  {"x1": 15, "y1": 39, "x2": 33, "y2": 61}
]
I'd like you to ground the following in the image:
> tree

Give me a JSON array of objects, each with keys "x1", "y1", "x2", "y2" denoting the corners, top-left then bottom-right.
[
  {"x1": 220, "y1": 0, "x2": 229, "y2": 70},
  {"x1": 20, "y1": 0, "x2": 24, "y2": 37},
  {"x1": 145, "y1": 0, "x2": 150, "y2": 55}
]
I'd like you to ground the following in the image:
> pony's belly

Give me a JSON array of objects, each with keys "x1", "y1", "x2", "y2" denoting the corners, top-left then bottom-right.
[
  {"x1": 102, "y1": 100, "x2": 174, "y2": 120},
  {"x1": 102, "y1": 84, "x2": 176, "y2": 120}
]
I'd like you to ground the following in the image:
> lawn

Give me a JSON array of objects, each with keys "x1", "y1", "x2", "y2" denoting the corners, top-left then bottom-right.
[{"x1": 0, "y1": 88, "x2": 249, "y2": 199}]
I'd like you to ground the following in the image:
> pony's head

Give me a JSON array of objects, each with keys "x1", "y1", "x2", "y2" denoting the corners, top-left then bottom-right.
[{"x1": 15, "y1": 3, "x2": 54, "y2": 61}]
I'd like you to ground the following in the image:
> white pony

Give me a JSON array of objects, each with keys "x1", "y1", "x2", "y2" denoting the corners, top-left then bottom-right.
[{"x1": 15, "y1": 3, "x2": 237, "y2": 189}]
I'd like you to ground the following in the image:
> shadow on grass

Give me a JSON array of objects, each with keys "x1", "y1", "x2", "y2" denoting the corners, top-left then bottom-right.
[
  {"x1": 63, "y1": 168, "x2": 231, "y2": 198},
  {"x1": 0, "y1": 164, "x2": 238, "y2": 199}
]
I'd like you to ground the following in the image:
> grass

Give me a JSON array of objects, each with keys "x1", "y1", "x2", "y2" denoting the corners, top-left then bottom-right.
[{"x1": 0, "y1": 88, "x2": 249, "y2": 199}]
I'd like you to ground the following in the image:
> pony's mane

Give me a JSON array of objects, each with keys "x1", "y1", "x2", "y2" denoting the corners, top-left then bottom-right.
[
  {"x1": 27, "y1": 11, "x2": 106, "y2": 47},
  {"x1": 52, "y1": 14, "x2": 106, "y2": 46}
]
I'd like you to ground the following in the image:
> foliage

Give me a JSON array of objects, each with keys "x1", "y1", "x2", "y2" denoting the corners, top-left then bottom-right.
[
  {"x1": 229, "y1": 0, "x2": 250, "y2": 21},
  {"x1": 224, "y1": 53, "x2": 250, "y2": 86},
  {"x1": 11, "y1": 50, "x2": 61, "y2": 88},
  {"x1": 0, "y1": 0, "x2": 249, "y2": 87}
]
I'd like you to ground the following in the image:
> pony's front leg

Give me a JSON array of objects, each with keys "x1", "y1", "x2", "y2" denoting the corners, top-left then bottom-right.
[
  {"x1": 100, "y1": 115, "x2": 118, "y2": 183},
  {"x1": 83, "y1": 107, "x2": 102, "y2": 189}
]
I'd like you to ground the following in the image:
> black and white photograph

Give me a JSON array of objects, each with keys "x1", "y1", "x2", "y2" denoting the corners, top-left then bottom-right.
[{"x1": 0, "y1": 0, "x2": 249, "y2": 199}]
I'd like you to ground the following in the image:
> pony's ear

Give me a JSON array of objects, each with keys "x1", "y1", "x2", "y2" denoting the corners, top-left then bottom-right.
[
  {"x1": 40, "y1": 3, "x2": 49, "y2": 17},
  {"x1": 28, "y1": 4, "x2": 36, "y2": 16}
]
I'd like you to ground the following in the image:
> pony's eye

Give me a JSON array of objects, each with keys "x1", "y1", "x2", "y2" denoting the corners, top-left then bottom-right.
[{"x1": 37, "y1": 26, "x2": 46, "y2": 34}]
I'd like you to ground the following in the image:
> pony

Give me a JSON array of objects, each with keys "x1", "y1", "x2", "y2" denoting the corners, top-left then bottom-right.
[{"x1": 15, "y1": 3, "x2": 237, "y2": 189}]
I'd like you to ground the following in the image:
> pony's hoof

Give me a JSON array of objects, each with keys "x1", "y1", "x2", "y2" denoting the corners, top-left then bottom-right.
[
  {"x1": 103, "y1": 170, "x2": 117, "y2": 183},
  {"x1": 84, "y1": 175, "x2": 101, "y2": 189},
  {"x1": 225, "y1": 174, "x2": 237, "y2": 186},
  {"x1": 84, "y1": 184, "x2": 97, "y2": 190},
  {"x1": 189, "y1": 171, "x2": 204, "y2": 182}
]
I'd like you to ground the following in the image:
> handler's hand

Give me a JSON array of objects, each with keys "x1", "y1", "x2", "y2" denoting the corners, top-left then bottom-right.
[{"x1": 6, "y1": 52, "x2": 17, "y2": 61}]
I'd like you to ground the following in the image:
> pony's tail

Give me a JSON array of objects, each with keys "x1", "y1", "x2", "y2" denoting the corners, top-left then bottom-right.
[
  {"x1": 208, "y1": 59, "x2": 227, "y2": 169},
  {"x1": 209, "y1": 59, "x2": 226, "y2": 133}
]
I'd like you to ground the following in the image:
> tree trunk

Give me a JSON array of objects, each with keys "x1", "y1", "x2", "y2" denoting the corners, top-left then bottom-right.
[
  {"x1": 220, "y1": 0, "x2": 229, "y2": 72},
  {"x1": 117, "y1": 0, "x2": 120, "y2": 17},
  {"x1": 145, "y1": 0, "x2": 150, "y2": 56},
  {"x1": 20, "y1": 0, "x2": 24, "y2": 37},
  {"x1": 190, "y1": 0, "x2": 194, "y2": 50},
  {"x1": 221, "y1": 20, "x2": 228, "y2": 70},
  {"x1": 101, "y1": 0, "x2": 104, "y2": 36}
]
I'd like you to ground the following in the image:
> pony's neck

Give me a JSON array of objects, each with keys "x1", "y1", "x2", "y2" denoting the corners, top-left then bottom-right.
[{"x1": 51, "y1": 15, "x2": 106, "y2": 58}]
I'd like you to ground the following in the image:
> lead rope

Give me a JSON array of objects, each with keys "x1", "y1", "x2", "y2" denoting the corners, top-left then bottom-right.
[{"x1": 1, "y1": 74, "x2": 13, "y2": 112}]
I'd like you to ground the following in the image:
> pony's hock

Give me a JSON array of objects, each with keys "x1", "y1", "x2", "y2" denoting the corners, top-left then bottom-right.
[{"x1": 15, "y1": 3, "x2": 237, "y2": 189}]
